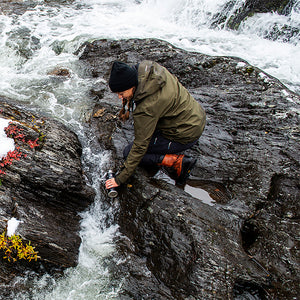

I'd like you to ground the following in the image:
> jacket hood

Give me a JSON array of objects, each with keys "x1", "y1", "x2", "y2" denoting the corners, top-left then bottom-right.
[{"x1": 133, "y1": 61, "x2": 167, "y2": 103}]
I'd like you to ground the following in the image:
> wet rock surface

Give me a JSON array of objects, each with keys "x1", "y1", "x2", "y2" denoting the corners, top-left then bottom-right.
[
  {"x1": 0, "y1": 0, "x2": 75, "y2": 16},
  {"x1": 0, "y1": 0, "x2": 37, "y2": 16},
  {"x1": 0, "y1": 98, "x2": 94, "y2": 287},
  {"x1": 211, "y1": 0, "x2": 298, "y2": 42},
  {"x1": 80, "y1": 38, "x2": 300, "y2": 299}
]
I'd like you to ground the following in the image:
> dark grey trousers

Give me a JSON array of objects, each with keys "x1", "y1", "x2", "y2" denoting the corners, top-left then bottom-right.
[{"x1": 123, "y1": 130, "x2": 198, "y2": 166}]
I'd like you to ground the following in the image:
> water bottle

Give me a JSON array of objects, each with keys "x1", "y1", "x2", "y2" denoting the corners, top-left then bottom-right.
[{"x1": 106, "y1": 170, "x2": 118, "y2": 198}]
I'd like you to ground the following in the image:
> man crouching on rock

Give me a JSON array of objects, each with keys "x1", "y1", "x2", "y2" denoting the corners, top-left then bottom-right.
[{"x1": 105, "y1": 60, "x2": 206, "y2": 191}]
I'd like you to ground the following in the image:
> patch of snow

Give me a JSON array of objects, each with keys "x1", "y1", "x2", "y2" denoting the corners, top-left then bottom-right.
[
  {"x1": 7, "y1": 217, "x2": 21, "y2": 236},
  {"x1": 236, "y1": 62, "x2": 246, "y2": 68},
  {"x1": 0, "y1": 118, "x2": 15, "y2": 159}
]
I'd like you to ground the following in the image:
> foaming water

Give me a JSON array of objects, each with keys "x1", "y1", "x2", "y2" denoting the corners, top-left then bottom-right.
[
  {"x1": 0, "y1": 0, "x2": 299, "y2": 298},
  {"x1": 0, "y1": 0, "x2": 299, "y2": 101},
  {"x1": 74, "y1": 0, "x2": 300, "y2": 94}
]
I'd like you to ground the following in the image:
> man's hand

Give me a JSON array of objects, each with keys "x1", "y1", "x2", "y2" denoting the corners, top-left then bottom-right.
[{"x1": 105, "y1": 178, "x2": 119, "y2": 189}]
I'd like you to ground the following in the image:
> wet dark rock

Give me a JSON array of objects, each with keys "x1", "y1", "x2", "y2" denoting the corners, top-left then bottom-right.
[
  {"x1": 0, "y1": 1, "x2": 36, "y2": 16},
  {"x1": 47, "y1": 67, "x2": 71, "y2": 77},
  {"x1": 241, "y1": 0, "x2": 291, "y2": 15},
  {"x1": 5, "y1": 26, "x2": 41, "y2": 60},
  {"x1": 0, "y1": 0, "x2": 75, "y2": 16},
  {"x1": 0, "y1": 98, "x2": 94, "y2": 283},
  {"x1": 79, "y1": 38, "x2": 299, "y2": 299},
  {"x1": 211, "y1": 0, "x2": 299, "y2": 42}
]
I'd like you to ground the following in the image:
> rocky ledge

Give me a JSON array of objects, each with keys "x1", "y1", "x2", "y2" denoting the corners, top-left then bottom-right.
[
  {"x1": 78, "y1": 38, "x2": 299, "y2": 299},
  {"x1": 0, "y1": 98, "x2": 94, "y2": 290}
]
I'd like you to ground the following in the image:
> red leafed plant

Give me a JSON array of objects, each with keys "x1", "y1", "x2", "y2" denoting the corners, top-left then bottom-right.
[
  {"x1": 0, "y1": 147, "x2": 24, "y2": 175},
  {"x1": 27, "y1": 138, "x2": 39, "y2": 149},
  {"x1": 4, "y1": 124, "x2": 26, "y2": 143},
  {"x1": 0, "y1": 122, "x2": 40, "y2": 177}
]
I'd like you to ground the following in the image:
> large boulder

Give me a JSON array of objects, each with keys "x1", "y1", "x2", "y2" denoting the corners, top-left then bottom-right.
[
  {"x1": 0, "y1": 98, "x2": 94, "y2": 286},
  {"x1": 78, "y1": 38, "x2": 299, "y2": 299}
]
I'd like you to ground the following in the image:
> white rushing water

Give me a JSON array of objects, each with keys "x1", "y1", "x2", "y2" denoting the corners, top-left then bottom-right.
[{"x1": 0, "y1": 0, "x2": 299, "y2": 298}]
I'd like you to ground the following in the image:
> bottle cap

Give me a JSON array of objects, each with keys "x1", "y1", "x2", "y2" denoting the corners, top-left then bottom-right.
[{"x1": 108, "y1": 189, "x2": 118, "y2": 198}]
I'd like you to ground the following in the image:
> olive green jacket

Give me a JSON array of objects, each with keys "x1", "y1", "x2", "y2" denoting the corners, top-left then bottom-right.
[{"x1": 116, "y1": 60, "x2": 206, "y2": 185}]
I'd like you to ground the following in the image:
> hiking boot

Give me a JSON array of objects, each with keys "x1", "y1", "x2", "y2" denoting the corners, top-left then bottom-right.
[
  {"x1": 159, "y1": 154, "x2": 197, "y2": 185},
  {"x1": 176, "y1": 156, "x2": 197, "y2": 185}
]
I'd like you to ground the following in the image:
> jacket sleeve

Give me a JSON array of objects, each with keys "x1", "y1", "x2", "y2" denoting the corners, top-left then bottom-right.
[{"x1": 116, "y1": 98, "x2": 161, "y2": 185}]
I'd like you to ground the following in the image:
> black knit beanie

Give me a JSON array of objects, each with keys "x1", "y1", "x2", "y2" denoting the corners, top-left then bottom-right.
[{"x1": 108, "y1": 61, "x2": 138, "y2": 92}]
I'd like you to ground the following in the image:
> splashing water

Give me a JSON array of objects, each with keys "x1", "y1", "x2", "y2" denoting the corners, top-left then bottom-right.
[{"x1": 0, "y1": 0, "x2": 299, "y2": 298}]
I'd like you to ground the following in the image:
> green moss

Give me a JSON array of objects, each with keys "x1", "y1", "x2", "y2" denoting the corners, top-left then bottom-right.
[{"x1": 246, "y1": 66, "x2": 254, "y2": 74}]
